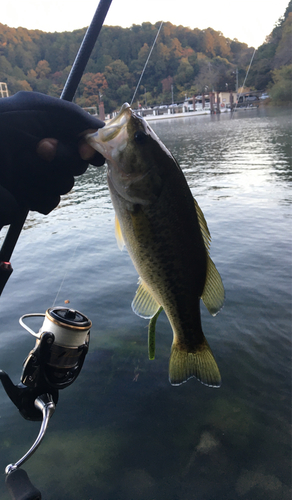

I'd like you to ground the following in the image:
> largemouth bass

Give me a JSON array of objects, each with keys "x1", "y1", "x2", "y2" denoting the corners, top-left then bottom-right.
[{"x1": 87, "y1": 103, "x2": 225, "y2": 387}]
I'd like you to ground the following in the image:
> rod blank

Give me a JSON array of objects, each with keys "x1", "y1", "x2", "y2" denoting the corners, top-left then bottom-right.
[{"x1": 61, "y1": 0, "x2": 113, "y2": 102}]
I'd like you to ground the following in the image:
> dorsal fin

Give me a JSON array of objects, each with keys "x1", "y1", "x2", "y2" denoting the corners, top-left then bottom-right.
[
  {"x1": 194, "y1": 199, "x2": 211, "y2": 253},
  {"x1": 115, "y1": 214, "x2": 125, "y2": 250},
  {"x1": 194, "y1": 199, "x2": 225, "y2": 316},
  {"x1": 202, "y1": 256, "x2": 225, "y2": 316},
  {"x1": 132, "y1": 278, "x2": 161, "y2": 319}
]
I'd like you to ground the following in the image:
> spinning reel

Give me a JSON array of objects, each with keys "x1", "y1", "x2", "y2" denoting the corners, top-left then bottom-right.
[{"x1": 0, "y1": 307, "x2": 91, "y2": 498}]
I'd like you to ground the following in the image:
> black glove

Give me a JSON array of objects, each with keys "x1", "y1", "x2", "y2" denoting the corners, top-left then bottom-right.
[{"x1": 0, "y1": 91, "x2": 105, "y2": 227}]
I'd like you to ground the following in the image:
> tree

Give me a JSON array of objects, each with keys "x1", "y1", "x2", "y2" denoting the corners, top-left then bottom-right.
[
  {"x1": 174, "y1": 58, "x2": 194, "y2": 86},
  {"x1": 273, "y1": 13, "x2": 292, "y2": 68},
  {"x1": 117, "y1": 84, "x2": 131, "y2": 103},
  {"x1": 268, "y1": 64, "x2": 292, "y2": 103},
  {"x1": 0, "y1": 56, "x2": 13, "y2": 80},
  {"x1": 15, "y1": 80, "x2": 32, "y2": 92},
  {"x1": 104, "y1": 60, "x2": 130, "y2": 88},
  {"x1": 35, "y1": 60, "x2": 51, "y2": 79},
  {"x1": 82, "y1": 72, "x2": 108, "y2": 98},
  {"x1": 162, "y1": 76, "x2": 173, "y2": 93}
]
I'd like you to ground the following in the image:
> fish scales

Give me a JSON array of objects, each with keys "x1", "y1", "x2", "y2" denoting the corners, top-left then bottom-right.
[{"x1": 87, "y1": 103, "x2": 224, "y2": 387}]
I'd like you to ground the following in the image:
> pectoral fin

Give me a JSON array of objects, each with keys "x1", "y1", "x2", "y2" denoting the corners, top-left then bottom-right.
[
  {"x1": 115, "y1": 214, "x2": 125, "y2": 250},
  {"x1": 132, "y1": 278, "x2": 161, "y2": 319},
  {"x1": 194, "y1": 199, "x2": 225, "y2": 316}
]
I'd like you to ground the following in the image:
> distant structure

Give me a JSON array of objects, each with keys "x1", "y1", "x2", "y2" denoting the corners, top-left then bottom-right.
[
  {"x1": 82, "y1": 106, "x2": 98, "y2": 116},
  {"x1": 183, "y1": 91, "x2": 238, "y2": 112},
  {"x1": 82, "y1": 103, "x2": 105, "y2": 121},
  {"x1": 0, "y1": 83, "x2": 9, "y2": 98}
]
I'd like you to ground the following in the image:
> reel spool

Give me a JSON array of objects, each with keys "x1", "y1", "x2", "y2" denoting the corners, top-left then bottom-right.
[{"x1": 20, "y1": 307, "x2": 91, "y2": 391}]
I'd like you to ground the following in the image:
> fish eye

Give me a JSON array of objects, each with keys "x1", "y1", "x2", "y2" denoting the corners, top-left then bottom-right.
[{"x1": 134, "y1": 130, "x2": 148, "y2": 144}]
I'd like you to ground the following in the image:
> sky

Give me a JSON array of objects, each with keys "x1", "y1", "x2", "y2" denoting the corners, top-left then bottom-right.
[{"x1": 1, "y1": 0, "x2": 289, "y2": 49}]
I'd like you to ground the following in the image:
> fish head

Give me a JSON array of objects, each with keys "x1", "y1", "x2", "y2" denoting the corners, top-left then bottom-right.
[{"x1": 86, "y1": 103, "x2": 171, "y2": 205}]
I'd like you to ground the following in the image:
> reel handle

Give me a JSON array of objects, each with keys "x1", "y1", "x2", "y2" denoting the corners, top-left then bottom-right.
[
  {"x1": 5, "y1": 468, "x2": 41, "y2": 500},
  {"x1": 5, "y1": 394, "x2": 55, "y2": 475}
]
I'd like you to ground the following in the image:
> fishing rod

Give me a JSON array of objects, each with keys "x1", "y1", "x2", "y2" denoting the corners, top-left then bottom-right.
[
  {"x1": 1, "y1": 1, "x2": 112, "y2": 499},
  {"x1": 0, "y1": 0, "x2": 113, "y2": 296}
]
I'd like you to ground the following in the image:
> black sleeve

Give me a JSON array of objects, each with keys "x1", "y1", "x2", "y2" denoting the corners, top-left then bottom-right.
[{"x1": 0, "y1": 92, "x2": 105, "y2": 221}]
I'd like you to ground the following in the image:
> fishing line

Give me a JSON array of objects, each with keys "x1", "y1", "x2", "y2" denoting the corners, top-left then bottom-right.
[
  {"x1": 232, "y1": 48, "x2": 257, "y2": 116},
  {"x1": 52, "y1": 238, "x2": 80, "y2": 307},
  {"x1": 130, "y1": 21, "x2": 164, "y2": 106},
  {"x1": 241, "y1": 48, "x2": 257, "y2": 91}
]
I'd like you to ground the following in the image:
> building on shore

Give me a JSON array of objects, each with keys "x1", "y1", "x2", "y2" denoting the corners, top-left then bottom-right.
[{"x1": 183, "y1": 91, "x2": 238, "y2": 112}]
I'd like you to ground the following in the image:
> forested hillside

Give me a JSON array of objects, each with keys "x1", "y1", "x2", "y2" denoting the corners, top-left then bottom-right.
[
  {"x1": 247, "y1": 0, "x2": 292, "y2": 103},
  {"x1": 0, "y1": 1, "x2": 291, "y2": 111}
]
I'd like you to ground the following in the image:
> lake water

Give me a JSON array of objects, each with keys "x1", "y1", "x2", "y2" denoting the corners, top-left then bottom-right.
[{"x1": 0, "y1": 107, "x2": 291, "y2": 499}]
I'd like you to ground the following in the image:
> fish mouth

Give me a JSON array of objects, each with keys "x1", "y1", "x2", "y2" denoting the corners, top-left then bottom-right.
[
  {"x1": 101, "y1": 103, "x2": 132, "y2": 140},
  {"x1": 86, "y1": 103, "x2": 131, "y2": 144},
  {"x1": 108, "y1": 102, "x2": 131, "y2": 128}
]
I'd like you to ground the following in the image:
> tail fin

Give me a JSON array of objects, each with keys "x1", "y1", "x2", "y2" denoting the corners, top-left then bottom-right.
[{"x1": 169, "y1": 337, "x2": 221, "y2": 387}]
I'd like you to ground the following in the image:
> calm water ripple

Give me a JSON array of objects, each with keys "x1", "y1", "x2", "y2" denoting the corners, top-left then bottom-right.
[{"x1": 0, "y1": 107, "x2": 291, "y2": 499}]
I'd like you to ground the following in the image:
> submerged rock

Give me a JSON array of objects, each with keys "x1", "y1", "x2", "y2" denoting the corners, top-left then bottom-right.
[
  {"x1": 183, "y1": 430, "x2": 222, "y2": 477},
  {"x1": 236, "y1": 469, "x2": 290, "y2": 499},
  {"x1": 120, "y1": 468, "x2": 156, "y2": 499},
  {"x1": 196, "y1": 431, "x2": 220, "y2": 454}
]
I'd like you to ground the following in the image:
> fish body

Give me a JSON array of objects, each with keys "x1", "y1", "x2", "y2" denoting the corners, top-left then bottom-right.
[{"x1": 87, "y1": 104, "x2": 224, "y2": 387}]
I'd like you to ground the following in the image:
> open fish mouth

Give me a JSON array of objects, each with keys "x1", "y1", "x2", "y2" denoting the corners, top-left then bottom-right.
[{"x1": 86, "y1": 103, "x2": 131, "y2": 152}]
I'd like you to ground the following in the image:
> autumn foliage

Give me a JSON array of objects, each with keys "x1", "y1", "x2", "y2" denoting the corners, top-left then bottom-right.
[{"x1": 0, "y1": 2, "x2": 291, "y2": 112}]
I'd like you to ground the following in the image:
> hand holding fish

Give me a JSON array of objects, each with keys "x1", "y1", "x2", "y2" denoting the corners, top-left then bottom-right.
[
  {"x1": 87, "y1": 103, "x2": 225, "y2": 387},
  {"x1": 0, "y1": 92, "x2": 105, "y2": 228}
]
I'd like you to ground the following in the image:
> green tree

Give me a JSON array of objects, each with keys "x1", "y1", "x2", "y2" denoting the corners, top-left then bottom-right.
[
  {"x1": 0, "y1": 56, "x2": 13, "y2": 80},
  {"x1": 273, "y1": 13, "x2": 292, "y2": 68},
  {"x1": 117, "y1": 84, "x2": 131, "y2": 103},
  {"x1": 174, "y1": 58, "x2": 194, "y2": 86},
  {"x1": 268, "y1": 64, "x2": 292, "y2": 103},
  {"x1": 104, "y1": 59, "x2": 131, "y2": 106},
  {"x1": 12, "y1": 65, "x2": 26, "y2": 80}
]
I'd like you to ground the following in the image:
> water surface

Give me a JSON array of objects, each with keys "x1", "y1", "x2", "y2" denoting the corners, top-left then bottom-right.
[{"x1": 0, "y1": 107, "x2": 291, "y2": 499}]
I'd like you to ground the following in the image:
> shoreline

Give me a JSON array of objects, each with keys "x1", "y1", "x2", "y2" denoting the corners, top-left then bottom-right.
[{"x1": 144, "y1": 110, "x2": 211, "y2": 121}]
